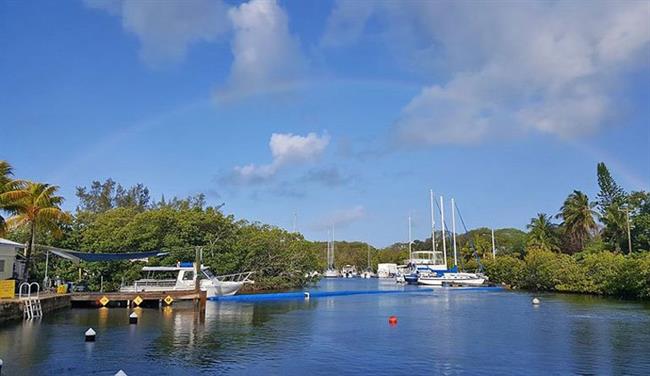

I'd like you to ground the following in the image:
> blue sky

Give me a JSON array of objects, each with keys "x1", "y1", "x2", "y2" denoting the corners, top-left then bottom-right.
[{"x1": 1, "y1": 0, "x2": 648, "y2": 247}]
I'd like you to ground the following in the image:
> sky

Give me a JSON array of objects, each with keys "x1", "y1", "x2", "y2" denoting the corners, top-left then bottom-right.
[{"x1": 1, "y1": 0, "x2": 649, "y2": 247}]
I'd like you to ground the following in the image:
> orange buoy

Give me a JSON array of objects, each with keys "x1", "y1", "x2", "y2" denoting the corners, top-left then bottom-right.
[{"x1": 388, "y1": 315, "x2": 398, "y2": 325}]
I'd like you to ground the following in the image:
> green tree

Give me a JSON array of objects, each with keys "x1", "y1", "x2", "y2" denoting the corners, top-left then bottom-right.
[
  {"x1": 76, "y1": 179, "x2": 151, "y2": 213},
  {"x1": 557, "y1": 191, "x2": 598, "y2": 253},
  {"x1": 601, "y1": 202, "x2": 628, "y2": 253},
  {"x1": 526, "y1": 213, "x2": 560, "y2": 252},
  {"x1": 6, "y1": 182, "x2": 72, "y2": 280},
  {"x1": 628, "y1": 191, "x2": 650, "y2": 252},
  {"x1": 596, "y1": 162, "x2": 626, "y2": 215}
]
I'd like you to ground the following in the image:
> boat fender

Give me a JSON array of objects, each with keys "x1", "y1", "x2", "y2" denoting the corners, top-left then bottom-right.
[{"x1": 85, "y1": 328, "x2": 96, "y2": 342}]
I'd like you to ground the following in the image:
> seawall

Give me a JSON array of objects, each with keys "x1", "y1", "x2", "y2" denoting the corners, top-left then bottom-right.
[{"x1": 0, "y1": 294, "x2": 71, "y2": 324}]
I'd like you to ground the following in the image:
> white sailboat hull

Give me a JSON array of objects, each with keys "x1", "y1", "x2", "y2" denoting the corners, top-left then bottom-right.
[{"x1": 417, "y1": 273, "x2": 486, "y2": 286}]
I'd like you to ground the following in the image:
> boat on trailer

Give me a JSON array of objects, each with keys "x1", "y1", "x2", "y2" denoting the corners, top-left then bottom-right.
[{"x1": 120, "y1": 262, "x2": 254, "y2": 298}]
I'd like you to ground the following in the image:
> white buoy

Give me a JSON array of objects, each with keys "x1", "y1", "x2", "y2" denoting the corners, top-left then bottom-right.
[
  {"x1": 85, "y1": 328, "x2": 96, "y2": 342},
  {"x1": 532, "y1": 297, "x2": 541, "y2": 305},
  {"x1": 304, "y1": 292, "x2": 310, "y2": 300},
  {"x1": 129, "y1": 312, "x2": 138, "y2": 324},
  {"x1": 115, "y1": 370, "x2": 128, "y2": 376}
]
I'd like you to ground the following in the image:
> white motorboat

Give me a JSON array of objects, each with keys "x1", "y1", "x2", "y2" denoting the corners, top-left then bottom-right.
[
  {"x1": 120, "y1": 262, "x2": 254, "y2": 298},
  {"x1": 323, "y1": 269, "x2": 340, "y2": 278},
  {"x1": 361, "y1": 270, "x2": 376, "y2": 278},
  {"x1": 377, "y1": 263, "x2": 398, "y2": 278},
  {"x1": 341, "y1": 264, "x2": 357, "y2": 278}
]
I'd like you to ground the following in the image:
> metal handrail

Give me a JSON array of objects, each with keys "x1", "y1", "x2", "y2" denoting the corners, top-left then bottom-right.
[
  {"x1": 18, "y1": 282, "x2": 40, "y2": 299},
  {"x1": 214, "y1": 271, "x2": 255, "y2": 282}
]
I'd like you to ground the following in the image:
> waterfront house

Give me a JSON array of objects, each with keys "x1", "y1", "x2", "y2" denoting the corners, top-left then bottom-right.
[{"x1": 0, "y1": 238, "x2": 24, "y2": 280}]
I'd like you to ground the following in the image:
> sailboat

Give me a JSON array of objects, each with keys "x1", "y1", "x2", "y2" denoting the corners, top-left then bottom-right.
[
  {"x1": 323, "y1": 227, "x2": 340, "y2": 278},
  {"x1": 403, "y1": 191, "x2": 449, "y2": 284},
  {"x1": 417, "y1": 196, "x2": 486, "y2": 286},
  {"x1": 361, "y1": 244, "x2": 376, "y2": 278}
]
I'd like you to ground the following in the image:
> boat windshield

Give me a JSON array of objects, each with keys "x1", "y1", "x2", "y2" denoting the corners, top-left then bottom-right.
[
  {"x1": 202, "y1": 269, "x2": 215, "y2": 279},
  {"x1": 145, "y1": 271, "x2": 178, "y2": 280}
]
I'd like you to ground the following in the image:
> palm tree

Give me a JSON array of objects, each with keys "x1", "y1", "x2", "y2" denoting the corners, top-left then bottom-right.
[
  {"x1": 0, "y1": 161, "x2": 26, "y2": 235},
  {"x1": 557, "y1": 190, "x2": 598, "y2": 252},
  {"x1": 6, "y1": 182, "x2": 71, "y2": 281},
  {"x1": 526, "y1": 213, "x2": 559, "y2": 252}
]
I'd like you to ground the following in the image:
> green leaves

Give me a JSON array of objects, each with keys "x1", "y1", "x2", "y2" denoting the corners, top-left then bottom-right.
[{"x1": 485, "y1": 250, "x2": 650, "y2": 299}]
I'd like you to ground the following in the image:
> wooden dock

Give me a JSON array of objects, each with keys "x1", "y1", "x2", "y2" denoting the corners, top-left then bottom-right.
[{"x1": 71, "y1": 290, "x2": 207, "y2": 311}]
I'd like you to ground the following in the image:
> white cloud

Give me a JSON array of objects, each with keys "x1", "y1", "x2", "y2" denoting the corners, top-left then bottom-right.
[
  {"x1": 313, "y1": 205, "x2": 366, "y2": 230},
  {"x1": 218, "y1": 0, "x2": 306, "y2": 99},
  {"x1": 324, "y1": 1, "x2": 650, "y2": 144},
  {"x1": 84, "y1": 0, "x2": 229, "y2": 67},
  {"x1": 228, "y1": 132, "x2": 330, "y2": 184}
]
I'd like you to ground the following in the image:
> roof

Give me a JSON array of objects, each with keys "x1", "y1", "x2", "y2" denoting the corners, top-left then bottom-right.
[
  {"x1": 42, "y1": 246, "x2": 167, "y2": 263},
  {"x1": 0, "y1": 238, "x2": 25, "y2": 247}
]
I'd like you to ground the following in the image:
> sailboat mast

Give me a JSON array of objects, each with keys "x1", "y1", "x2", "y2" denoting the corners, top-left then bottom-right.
[
  {"x1": 327, "y1": 229, "x2": 332, "y2": 268},
  {"x1": 430, "y1": 189, "x2": 436, "y2": 262},
  {"x1": 452, "y1": 198, "x2": 458, "y2": 267},
  {"x1": 367, "y1": 243, "x2": 371, "y2": 269},
  {"x1": 332, "y1": 225, "x2": 335, "y2": 268},
  {"x1": 408, "y1": 214, "x2": 412, "y2": 261},
  {"x1": 440, "y1": 196, "x2": 447, "y2": 268},
  {"x1": 492, "y1": 228, "x2": 496, "y2": 259}
]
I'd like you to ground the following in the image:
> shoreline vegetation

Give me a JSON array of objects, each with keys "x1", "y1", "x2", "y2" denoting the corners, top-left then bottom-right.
[{"x1": 1, "y1": 160, "x2": 648, "y2": 299}]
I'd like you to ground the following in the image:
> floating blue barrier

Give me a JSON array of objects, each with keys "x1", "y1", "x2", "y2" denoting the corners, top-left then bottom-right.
[
  {"x1": 211, "y1": 289, "x2": 432, "y2": 302},
  {"x1": 210, "y1": 285, "x2": 504, "y2": 302}
]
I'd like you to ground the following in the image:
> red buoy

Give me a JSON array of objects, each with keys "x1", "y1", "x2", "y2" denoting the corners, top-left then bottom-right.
[{"x1": 388, "y1": 315, "x2": 398, "y2": 326}]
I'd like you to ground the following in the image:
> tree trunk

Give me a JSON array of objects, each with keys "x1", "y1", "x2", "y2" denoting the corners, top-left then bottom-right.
[{"x1": 22, "y1": 222, "x2": 35, "y2": 281}]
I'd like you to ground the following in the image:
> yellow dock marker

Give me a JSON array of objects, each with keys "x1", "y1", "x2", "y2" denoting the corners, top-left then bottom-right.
[
  {"x1": 164, "y1": 295, "x2": 174, "y2": 305},
  {"x1": 133, "y1": 296, "x2": 143, "y2": 306},
  {"x1": 99, "y1": 296, "x2": 110, "y2": 306}
]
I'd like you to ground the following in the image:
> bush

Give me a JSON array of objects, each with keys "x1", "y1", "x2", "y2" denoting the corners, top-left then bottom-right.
[
  {"x1": 485, "y1": 249, "x2": 649, "y2": 299},
  {"x1": 483, "y1": 256, "x2": 524, "y2": 287}
]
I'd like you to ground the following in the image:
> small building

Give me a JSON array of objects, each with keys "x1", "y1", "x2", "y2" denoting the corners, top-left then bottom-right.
[{"x1": 0, "y1": 238, "x2": 24, "y2": 280}]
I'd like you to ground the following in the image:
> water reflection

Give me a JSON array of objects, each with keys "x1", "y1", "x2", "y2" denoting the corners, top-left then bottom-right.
[{"x1": 151, "y1": 299, "x2": 317, "y2": 369}]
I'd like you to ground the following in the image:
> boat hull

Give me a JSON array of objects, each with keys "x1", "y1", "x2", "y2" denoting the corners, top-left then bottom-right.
[
  {"x1": 323, "y1": 270, "x2": 340, "y2": 278},
  {"x1": 404, "y1": 274, "x2": 419, "y2": 285},
  {"x1": 417, "y1": 273, "x2": 486, "y2": 286},
  {"x1": 120, "y1": 280, "x2": 247, "y2": 298},
  {"x1": 205, "y1": 281, "x2": 246, "y2": 297}
]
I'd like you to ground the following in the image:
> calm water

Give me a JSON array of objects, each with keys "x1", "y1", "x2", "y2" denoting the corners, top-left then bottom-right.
[{"x1": 1, "y1": 279, "x2": 649, "y2": 375}]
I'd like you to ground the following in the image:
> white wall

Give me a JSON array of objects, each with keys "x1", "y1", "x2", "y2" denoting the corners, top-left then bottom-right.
[{"x1": 0, "y1": 245, "x2": 17, "y2": 280}]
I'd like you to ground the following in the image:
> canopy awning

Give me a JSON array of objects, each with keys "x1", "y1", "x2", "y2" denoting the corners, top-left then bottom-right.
[{"x1": 41, "y1": 246, "x2": 167, "y2": 263}]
